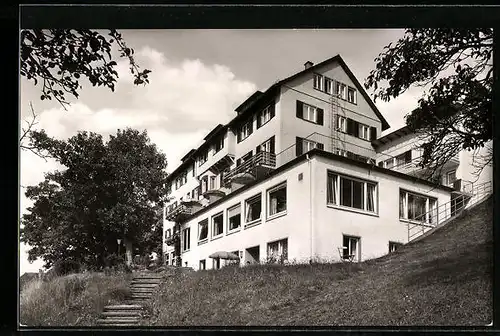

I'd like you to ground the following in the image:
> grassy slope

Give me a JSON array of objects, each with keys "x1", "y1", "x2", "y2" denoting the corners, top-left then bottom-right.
[
  {"x1": 145, "y1": 196, "x2": 492, "y2": 326},
  {"x1": 20, "y1": 272, "x2": 132, "y2": 326}
]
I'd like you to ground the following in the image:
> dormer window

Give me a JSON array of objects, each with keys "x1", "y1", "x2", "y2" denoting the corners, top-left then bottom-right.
[
  {"x1": 313, "y1": 73, "x2": 323, "y2": 91},
  {"x1": 214, "y1": 136, "x2": 224, "y2": 153},
  {"x1": 199, "y1": 149, "x2": 208, "y2": 166},
  {"x1": 237, "y1": 119, "x2": 253, "y2": 142}
]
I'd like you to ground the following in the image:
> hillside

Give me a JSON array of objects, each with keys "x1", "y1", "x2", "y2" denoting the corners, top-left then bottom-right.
[{"x1": 145, "y1": 195, "x2": 493, "y2": 326}]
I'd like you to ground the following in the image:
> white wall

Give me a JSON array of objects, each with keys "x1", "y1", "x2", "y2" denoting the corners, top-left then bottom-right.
[
  {"x1": 179, "y1": 159, "x2": 313, "y2": 269},
  {"x1": 311, "y1": 155, "x2": 452, "y2": 262}
]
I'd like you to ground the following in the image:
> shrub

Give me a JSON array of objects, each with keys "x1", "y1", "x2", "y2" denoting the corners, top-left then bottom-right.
[{"x1": 48, "y1": 259, "x2": 82, "y2": 278}]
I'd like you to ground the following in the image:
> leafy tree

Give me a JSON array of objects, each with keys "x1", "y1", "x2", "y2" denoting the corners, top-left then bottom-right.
[
  {"x1": 21, "y1": 128, "x2": 168, "y2": 269},
  {"x1": 20, "y1": 29, "x2": 151, "y2": 156},
  {"x1": 365, "y1": 29, "x2": 493, "y2": 180}
]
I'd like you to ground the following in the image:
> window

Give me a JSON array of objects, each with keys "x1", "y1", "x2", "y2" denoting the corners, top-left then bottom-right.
[
  {"x1": 399, "y1": 190, "x2": 437, "y2": 224},
  {"x1": 212, "y1": 212, "x2": 224, "y2": 237},
  {"x1": 257, "y1": 105, "x2": 274, "y2": 128},
  {"x1": 213, "y1": 258, "x2": 221, "y2": 270},
  {"x1": 445, "y1": 170, "x2": 457, "y2": 185},
  {"x1": 165, "y1": 253, "x2": 169, "y2": 265},
  {"x1": 182, "y1": 227, "x2": 191, "y2": 251},
  {"x1": 359, "y1": 124, "x2": 370, "y2": 140},
  {"x1": 347, "y1": 87, "x2": 357, "y2": 104},
  {"x1": 199, "y1": 259, "x2": 206, "y2": 270},
  {"x1": 327, "y1": 172, "x2": 377, "y2": 213},
  {"x1": 267, "y1": 238, "x2": 288, "y2": 263},
  {"x1": 303, "y1": 139, "x2": 318, "y2": 152},
  {"x1": 245, "y1": 194, "x2": 262, "y2": 224},
  {"x1": 336, "y1": 116, "x2": 346, "y2": 132},
  {"x1": 395, "y1": 150, "x2": 412, "y2": 168},
  {"x1": 268, "y1": 183, "x2": 287, "y2": 217},
  {"x1": 296, "y1": 137, "x2": 324, "y2": 156},
  {"x1": 164, "y1": 229, "x2": 171, "y2": 239},
  {"x1": 227, "y1": 204, "x2": 241, "y2": 231},
  {"x1": 324, "y1": 77, "x2": 334, "y2": 94},
  {"x1": 296, "y1": 101, "x2": 323, "y2": 125},
  {"x1": 336, "y1": 82, "x2": 347, "y2": 99},
  {"x1": 257, "y1": 136, "x2": 275, "y2": 155},
  {"x1": 313, "y1": 73, "x2": 323, "y2": 90},
  {"x1": 199, "y1": 150, "x2": 208, "y2": 166},
  {"x1": 214, "y1": 136, "x2": 224, "y2": 153},
  {"x1": 201, "y1": 176, "x2": 209, "y2": 194},
  {"x1": 385, "y1": 158, "x2": 395, "y2": 169},
  {"x1": 303, "y1": 103, "x2": 317, "y2": 123},
  {"x1": 237, "y1": 151, "x2": 253, "y2": 167},
  {"x1": 238, "y1": 120, "x2": 253, "y2": 142},
  {"x1": 170, "y1": 252, "x2": 175, "y2": 265},
  {"x1": 198, "y1": 219, "x2": 208, "y2": 242},
  {"x1": 209, "y1": 176, "x2": 216, "y2": 190},
  {"x1": 342, "y1": 235, "x2": 360, "y2": 262},
  {"x1": 389, "y1": 242, "x2": 403, "y2": 253},
  {"x1": 334, "y1": 149, "x2": 348, "y2": 157}
]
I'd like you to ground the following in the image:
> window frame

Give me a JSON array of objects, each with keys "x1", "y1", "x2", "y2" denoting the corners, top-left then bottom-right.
[
  {"x1": 327, "y1": 171, "x2": 378, "y2": 214},
  {"x1": 358, "y1": 123, "x2": 370, "y2": 140},
  {"x1": 336, "y1": 82, "x2": 347, "y2": 100},
  {"x1": 336, "y1": 116, "x2": 346, "y2": 132},
  {"x1": 258, "y1": 105, "x2": 273, "y2": 128},
  {"x1": 198, "y1": 150, "x2": 208, "y2": 166},
  {"x1": 198, "y1": 218, "x2": 209, "y2": 243},
  {"x1": 267, "y1": 182, "x2": 287, "y2": 219},
  {"x1": 199, "y1": 259, "x2": 206, "y2": 270},
  {"x1": 227, "y1": 203, "x2": 242, "y2": 233},
  {"x1": 399, "y1": 189, "x2": 438, "y2": 224},
  {"x1": 211, "y1": 212, "x2": 224, "y2": 238},
  {"x1": 389, "y1": 241, "x2": 403, "y2": 253},
  {"x1": 313, "y1": 73, "x2": 324, "y2": 91},
  {"x1": 181, "y1": 227, "x2": 191, "y2": 252},
  {"x1": 342, "y1": 235, "x2": 360, "y2": 262},
  {"x1": 244, "y1": 193, "x2": 262, "y2": 226},
  {"x1": 214, "y1": 135, "x2": 224, "y2": 154},
  {"x1": 267, "y1": 238, "x2": 288, "y2": 263},
  {"x1": 445, "y1": 170, "x2": 457, "y2": 185},
  {"x1": 324, "y1": 77, "x2": 334, "y2": 94},
  {"x1": 347, "y1": 86, "x2": 357, "y2": 104},
  {"x1": 303, "y1": 103, "x2": 318, "y2": 123},
  {"x1": 238, "y1": 120, "x2": 252, "y2": 142}
]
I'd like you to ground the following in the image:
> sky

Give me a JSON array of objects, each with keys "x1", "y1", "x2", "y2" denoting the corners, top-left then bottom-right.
[{"x1": 20, "y1": 29, "x2": 427, "y2": 274}]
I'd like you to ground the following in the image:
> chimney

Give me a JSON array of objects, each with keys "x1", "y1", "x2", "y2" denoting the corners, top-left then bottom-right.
[{"x1": 304, "y1": 61, "x2": 314, "y2": 69}]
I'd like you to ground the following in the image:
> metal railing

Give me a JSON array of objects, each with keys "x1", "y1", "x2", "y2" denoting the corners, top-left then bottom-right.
[
  {"x1": 165, "y1": 203, "x2": 199, "y2": 221},
  {"x1": 223, "y1": 151, "x2": 276, "y2": 185},
  {"x1": 407, "y1": 180, "x2": 492, "y2": 241}
]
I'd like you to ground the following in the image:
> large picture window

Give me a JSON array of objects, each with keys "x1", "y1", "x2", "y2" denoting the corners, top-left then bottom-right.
[
  {"x1": 267, "y1": 183, "x2": 287, "y2": 217},
  {"x1": 245, "y1": 194, "x2": 262, "y2": 224},
  {"x1": 327, "y1": 172, "x2": 377, "y2": 213},
  {"x1": 399, "y1": 190, "x2": 437, "y2": 224}
]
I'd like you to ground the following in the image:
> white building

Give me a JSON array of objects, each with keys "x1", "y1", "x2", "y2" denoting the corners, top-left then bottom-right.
[{"x1": 162, "y1": 55, "x2": 475, "y2": 270}]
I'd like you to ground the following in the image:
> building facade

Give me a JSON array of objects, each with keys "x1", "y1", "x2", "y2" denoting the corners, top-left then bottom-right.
[{"x1": 162, "y1": 55, "x2": 461, "y2": 269}]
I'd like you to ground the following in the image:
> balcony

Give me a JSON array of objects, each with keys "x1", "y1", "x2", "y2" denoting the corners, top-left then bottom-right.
[
  {"x1": 165, "y1": 201, "x2": 203, "y2": 222},
  {"x1": 224, "y1": 151, "x2": 276, "y2": 186}
]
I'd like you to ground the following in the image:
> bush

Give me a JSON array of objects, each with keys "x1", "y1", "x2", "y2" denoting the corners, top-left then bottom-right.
[
  {"x1": 104, "y1": 253, "x2": 124, "y2": 268},
  {"x1": 48, "y1": 259, "x2": 82, "y2": 278}
]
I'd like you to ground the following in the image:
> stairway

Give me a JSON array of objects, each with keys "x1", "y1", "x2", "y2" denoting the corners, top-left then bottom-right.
[{"x1": 96, "y1": 272, "x2": 164, "y2": 327}]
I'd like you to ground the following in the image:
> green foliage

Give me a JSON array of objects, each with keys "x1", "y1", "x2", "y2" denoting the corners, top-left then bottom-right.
[
  {"x1": 21, "y1": 128, "x2": 168, "y2": 270},
  {"x1": 20, "y1": 29, "x2": 151, "y2": 108},
  {"x1": 365, "y1": 29, "x2": 493, "y2": 178}
]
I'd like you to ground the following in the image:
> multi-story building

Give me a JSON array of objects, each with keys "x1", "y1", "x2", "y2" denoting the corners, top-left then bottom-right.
[{"x1": 162, "y1": 55, "x2": 466, "y2": 269}]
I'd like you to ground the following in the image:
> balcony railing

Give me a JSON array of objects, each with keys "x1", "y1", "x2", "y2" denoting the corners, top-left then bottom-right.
[
  {"x1": 165, "y1": 202, "x2": 201, "y2": 222},
  {"x1": 223, "y1": 151, "x2": 276, "y2": 185}
]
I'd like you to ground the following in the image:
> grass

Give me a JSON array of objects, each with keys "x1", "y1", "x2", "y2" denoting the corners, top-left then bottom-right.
[
  {"x1": 144, "y1": 195, "x2": 492, "y2": 326},
  {"x1": 20, "y1": 272, "x2": 132, "y2": 326}
]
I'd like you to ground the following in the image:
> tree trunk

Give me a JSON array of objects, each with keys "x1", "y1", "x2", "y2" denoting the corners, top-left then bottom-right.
[{"x1": 124, "y1": 238, "x2": 133, "y2": 266}]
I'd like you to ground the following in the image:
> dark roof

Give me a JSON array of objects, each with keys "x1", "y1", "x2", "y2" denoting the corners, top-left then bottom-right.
[
  {"x1": 235, "y1": 91, "x2": 264, "y2": 113},
  {"x1": 371, "y1": 125, "x2": 413, "y2": 149},
  {"x1": 180, "y1": 149, "x2": 196, "y2": 163},
  {"x1": 181, "y1": 148, "x2": 452, "y2": 222},
  {"x1": 203, "y1": 124, "x2": 224, "y2": 141}
]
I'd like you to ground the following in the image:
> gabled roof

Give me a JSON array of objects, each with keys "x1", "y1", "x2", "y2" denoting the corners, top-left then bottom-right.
[
  {"x1": 235, "y1": 91, "x2": 264, "y2": 113},
  {"x1": 229, "y1": 54, "x2": 391, "y2": 130},
  {"x1": 203, "y1": 124, "x2": 224, "y2": 141},
  {"x1": 180, "y1": 149, "x2": 196, "y2": 163}
]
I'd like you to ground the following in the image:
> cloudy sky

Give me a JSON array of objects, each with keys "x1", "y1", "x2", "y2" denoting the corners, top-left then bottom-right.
[{"x1": 20, "y1": 29, "x2": 426, "y2": 274}]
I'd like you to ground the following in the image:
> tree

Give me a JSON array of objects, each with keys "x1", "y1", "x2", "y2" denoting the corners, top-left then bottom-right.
[
  {"x1": 21, "y1": 128, "x2": 168, "y2": 269},
  {"x1": 20, "y1": 29, "x2": 151, "y2": 156},
  {"x1": 365, "y1": 29, "x2": 492, "y2": 180}
]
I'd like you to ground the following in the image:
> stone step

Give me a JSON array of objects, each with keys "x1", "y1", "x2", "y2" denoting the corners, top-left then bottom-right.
[
  {"x1": 101, "y1": 311, "x2": 143, "y2": 317},
  {"x1": 104, "y1": 304, "x2": 143, "y2": 311},
  {"x1": 130, "y1": 284, "x2": 158, "y2": 288},
  {"x1": 130, "y1": 288, "x2": 155, "y2": 292},
  {"x1": 97, "y1": 318, "x2": 140, "y2": 324},
  {"x1": 130, "y1": 281, "x2": 161, "y2": 285},
  {"x1": 99, "y1": 316, "x2": 140, "y2": 321}
]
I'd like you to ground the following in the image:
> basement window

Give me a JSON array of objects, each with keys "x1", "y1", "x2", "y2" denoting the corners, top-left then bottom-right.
[
  {"x1": 267, "y1": 182, "x2": 287, "y2": 218},
  {"x1": 342, "y1": 235, "x2": 360, "y2": 262},
  {"x1": 267, "y1": 238, "x2": 288, "y2": 263},
  {"x1": 389, "y1": 242, "x2": 403, "y2": 253},
  {"x1": 399, "y1": 189, "x2": 437, "y2": 224}
]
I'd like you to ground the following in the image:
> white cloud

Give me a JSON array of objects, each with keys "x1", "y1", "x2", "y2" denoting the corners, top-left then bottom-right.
[{"x1": 20, "y1": 47, "x2": 257, "y2": 273}]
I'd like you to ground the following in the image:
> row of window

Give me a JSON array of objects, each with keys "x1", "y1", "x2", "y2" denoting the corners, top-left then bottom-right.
[
  {"x1": 180, "y1": 182, "x2": 287, "y2": 251},
  {"x1": 198, "y1": 135, "x2": 225, "y2": 167},
  {"x1": 237, "y1": 103, "x2": 276, "y2": 143},
  {"x1": 378, "y1": 150, "x2": 412, "y2": 169},
  {"x1": 313, "y1": 73, "x2": 357, "y2": 104},
  {"x1": 165, "y1": 235, "x2": 403, "y2": 267}
]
